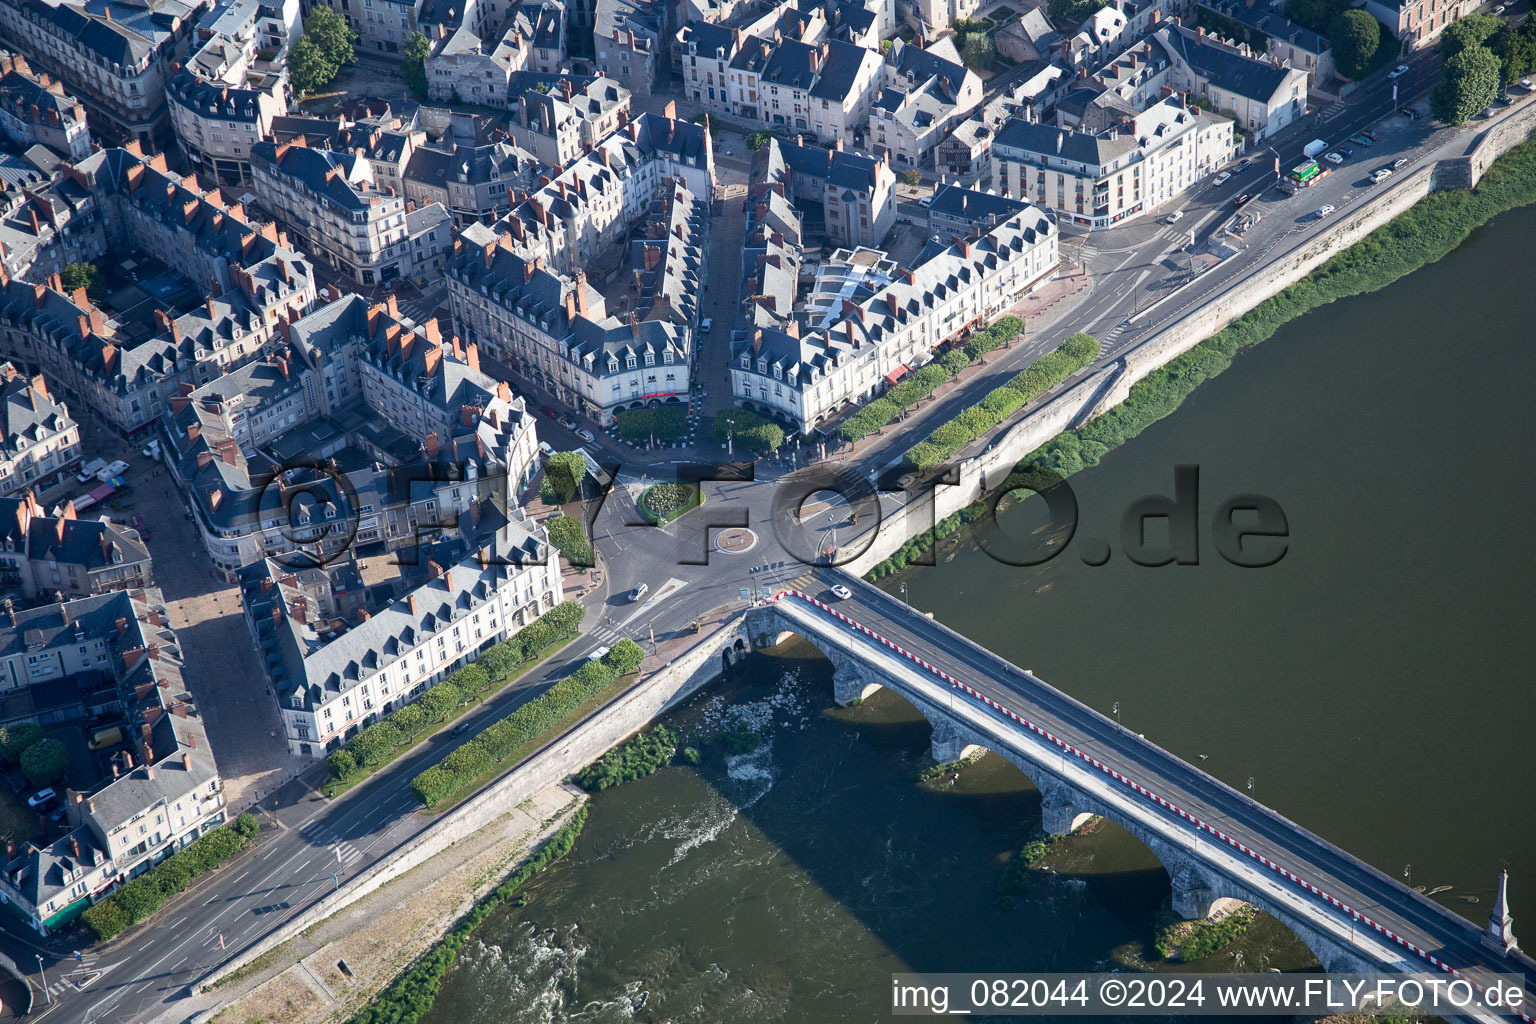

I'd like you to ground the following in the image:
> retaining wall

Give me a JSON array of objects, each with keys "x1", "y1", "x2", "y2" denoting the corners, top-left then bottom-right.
[{"x1": 196, "y1": 614, "x2": 752, "y2": 993}]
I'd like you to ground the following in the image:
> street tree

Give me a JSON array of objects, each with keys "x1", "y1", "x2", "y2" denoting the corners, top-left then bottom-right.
[
  {"x1": 1494, "y1": 22, "x2": 1536, "y2": 85},
  {"x1": 20, "y1": 737, "x2": 68, "y2": 787},
  {"x1": 60, "y1": 261, "x2": 99, "y2": 295},
  {"x1": 0, "y1": 722, "x2": 42, "y2": 763},
  {"x1": 1430, "y1": 44, "x2": 1500, "y2": 123},
  {"x1": 1328, "y1": 10, "x2": 1381, "y2": 78},
  {"x1": 305, "y1": 6, "x2": 356, "y2": 67},
  {"x1": 1440, "y1": 13, "x2": 1503, "y2": 58}
]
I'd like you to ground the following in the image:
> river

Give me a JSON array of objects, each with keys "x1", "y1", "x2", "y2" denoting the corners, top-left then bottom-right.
[{"x1": 420, "y1": 205, "x2": 1536, "y2": 1023}]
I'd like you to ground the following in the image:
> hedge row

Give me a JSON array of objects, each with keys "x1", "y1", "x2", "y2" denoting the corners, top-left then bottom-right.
[
  {"x1": 325, "y1": 602, "x2": 587, "y2": 785},
  {"x1": 347, "y1": 805, "x2": 588, "y2": 1024},
  {"x1": 614, "y1": 406, "x2": 687, "y2": 444},
  {"x1": 83, "y1": 814, "x2": 261, "y2": 941},
  {"x1": 870, "y1": 130, "x2": 1536, "y2": 579},
  {"x1": 546, "y1": 514, "x2": 594, "y2": 568},
  {"x1": 836, "y1": 316, "x2": 1025, "y2": 444},
  {"x1": 713, "y1": 407, "x2": 785, "y2": 453},
  {"x1": 410, "y1": 638, "x2": 646, "y2": 807},
  {"x1": 904, "y1": 332, "x2": 1099, "y2": 471}
]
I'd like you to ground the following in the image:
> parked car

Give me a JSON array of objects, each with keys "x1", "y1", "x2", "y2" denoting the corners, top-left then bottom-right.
[
  {"x1": 629, "y1": 583, "x2": 649, "y2": 602},
  {"x1": 539, "y1": 405, "x2": 558, "y2": 418},
  {"x1": 76, "y1": 458, "x2": 107, "y2": 484},
  {"x1": 27, "y1": 787, "x2": 56, "y2": 810},
  {"x1": 1494, "y1": 4, "x2": 1506, "y2": 14},
  {"x1": 1163, "y1": 210, "x2": 1184, "y2": 224},
  {"x1": 699, "y1": 317, "x2": 713, "y2": 334},
  {"x1": 1324, "y1": 152, "x2": 1345, "y2": 165},
  {"x1": 1213, "y1": 171, "x2": 1232, "y2": 186},
  {"x1": 1392, "y1": 157, "x2": 1409, "y2": 169},
  {"x1": 1232, "y1": 193, "x2": 1253, "y2": 206},
  {"x1": 1349, "y1": 133, "x2": 1374, "y2": 146},
  {"x1": 1389, "y1": 64, "x2": 1410, "y2": 79},
  {"x1": 141, "y1": 439, "x2": 161, "y2": 460},
  {"x1": 1316, "y1": 205, "x2": 1336, "y2": 218},
  {"x1": 918, "y1": 195, "x2": 934, "y2": 208},
  {"x1": 96, "y1": 460, "x2": 129, "y2": 482},
  {"x1": 830, "y1": 584, "x2": 853, "y2": 600},
  {"x1": 1339, "y1": 145, "x2": 1354, "y2": 158},
  {"x1": 575, "y1": 427, "x2": 596, "y2": 443},
  {"x1": 1363, "y1": 130, "x2": 1379, "y2": 141},
  {"x1": 1370, "y1": 168, "x2": 1393, "y2": 183},
  {"x1": 538, "y1": 441, "x2": 555, "y2": 457},
  {"x1": 130, "y1": 514, "x2": 148, "y2": 540}
]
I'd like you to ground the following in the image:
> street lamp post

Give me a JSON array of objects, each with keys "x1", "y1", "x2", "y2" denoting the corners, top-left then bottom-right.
[
  {"x1": 1404, "y1": 864, "x2": 1412, "y2": 889},
  {"x1": 899, "y1": 582, "x2": 908, "y2": 606},
  {"x1": 1113, "y1": 701, "x2": 1121, "y2": 729},
  {"x1": 36, "y1": 954, "x2": 48, "y2": 1006},
  {"x1": 1247, "y1": 777, "x2": 1256, "y2": 802}
]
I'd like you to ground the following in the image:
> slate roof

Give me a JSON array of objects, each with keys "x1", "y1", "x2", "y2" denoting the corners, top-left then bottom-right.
[
  {"x1": 0, "y1": 364, "x2": 73, "y2": 461},
  {"x1": 0, "y1": 494, "x2": 150, "y2": 576},
  {"x1": 250, "y1": 140, "x2": 380, "y2": 213},
  {"x1": 1160, "y1": 24, "x2": 1298, "y2": 102},
  {"x1": 1198, "y1": 0, "x2": 1329, "y2": 54}
]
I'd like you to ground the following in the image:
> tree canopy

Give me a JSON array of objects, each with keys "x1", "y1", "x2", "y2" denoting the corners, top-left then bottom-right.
[
  {"x1": 20, "y1": 738, "x2": 68, "y2": 787},
  {"x1": 1431, "y1": 44, "x2": 1500, "y2": 123},
  {"x1": 541, "y1": 451, "x2": 586, "y2": 504},
  {"x1": 1440, "y1": 13, "x2": 1503, "y2": 58},
  {"x1": 1328, "y1": 10, "x2": 1381, "y2": 78},
  {"x1": 0, "y1": 723, "x2": 42, "y2": 764},
  {"x1": 403, "y1": 32, "x2": 430, "y2": 97},
  {"x1": 1285, "y1": 0, "x2": 1350, "y2": 34}
]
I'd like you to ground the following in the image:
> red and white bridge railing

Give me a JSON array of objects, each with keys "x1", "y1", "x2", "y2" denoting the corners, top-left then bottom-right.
[{"x1": 769, "y1": 588, "x2": 1532, "y2": 1023}]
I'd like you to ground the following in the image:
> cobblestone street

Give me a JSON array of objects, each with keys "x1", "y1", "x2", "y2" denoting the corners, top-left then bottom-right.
[{"x1": 73, "y1": 415, "x2": 305, "y2": 810}]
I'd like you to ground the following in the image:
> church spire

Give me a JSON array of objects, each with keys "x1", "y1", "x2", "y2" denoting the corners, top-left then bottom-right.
[{"x1": 1483, "y1": 864, "x2": 1518, "y2": 955}]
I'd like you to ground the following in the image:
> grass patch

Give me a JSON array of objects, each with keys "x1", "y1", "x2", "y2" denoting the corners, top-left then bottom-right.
[
  {"x1": 210, "y1": 938, "x2": 294, "y2": 989},
  {"x1": 870, "y1": 130, "x2": 1536, "y2": 579},
  {"x1": 637, "y1": 482, "x2": 703, "y2": 525},
  {"x1": 0, "y1": 789, "x2": 39, "y2": 845},
  {"x1": 321, "y1": 636, "x2": 574, "y2": 799},
  {"x1": 423, "y1": 670, "x2": 637, "y2": 813}
]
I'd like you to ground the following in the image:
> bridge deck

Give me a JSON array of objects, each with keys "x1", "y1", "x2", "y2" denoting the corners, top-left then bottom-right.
[{"x1": 772, "y1": 568, "x2": 1535, "y2": 1020}]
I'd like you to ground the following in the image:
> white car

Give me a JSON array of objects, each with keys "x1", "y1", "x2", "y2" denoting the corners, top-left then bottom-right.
[
  {"x1": 919, "y1": 195, "x2": 934, "y2": 208},
  {"x1": 1316, "y1": 204, "x2": 1336, "y2": 218},
  {"x1": 587, "y1": 645, "x2": 611, "y2": 662},
  {"x1": 1212, "y1": 171, "x2": 1232, "y2": 186},
  {"x1": 699, "y1": 317, "x2": 713, "y2": 334},
  {"x1": 1163, "y1": 210, "x2": 1184, "y2": 224},
  {"x1": 830, "y1": 584, "x2": 853, "y2": 600},
  {"x1": 141, "y1": 440, "x2": 161, "y2": 460},
  {"x1": 538, "y1": 441, "x2": 555, "y2": 457},
  {"x1": 1494, "y1": 4, "x2": 1506, "y2": 13},
  {"x1": 1323, "y1": 151, "x2": 1345, "y2": 165},
  {"x1": 1370, "y1": 168, "x2": 1393, "y2": 183},
  {"x1": 576, "y1": 428, "x2": 596, "y2": 443},
  {"x1": 1389, "y1": 64, "x2": 1410, "y2": 79}
]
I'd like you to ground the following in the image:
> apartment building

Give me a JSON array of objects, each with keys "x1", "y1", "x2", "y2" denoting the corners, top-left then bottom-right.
[
  {"x1": 403, "y1": 140, "x2": 537, "y2": 227},
  {"x1": 0, "y1": 364, "x2": 79, "y2": 498},
  {"x1": 1197, "y1": 0, "x2": 1334, "y2": 86},
  {"x1": 730, "y1": 204, "x2": 1059, "y2": 431},
  {"x1": 994, "y1": 98, "x2": 1234, "y2": 228},
  {"x1": 0, "y1": 0, "x2": 210, "y2": 145},
  {"x1": 446, "y1": 190, "x2": 696, "y2": 425},
  {"x1": 250, "y1": 137, "x2": 410, "y2": 286},
  {"x1": 0, "y1": 588, "x2": 223, "y2": 931},
  {"x1": 1362, "y1": 0, "x2": 1476, "y2": 51},
  {"x1": 163, "y1": 291, "x2": 540, "y2": 577},
  {"x1": 0, "y1": 146, "x2": 316, "y2": 436},
  {"x1": 239, "y1": 512, "x2": 562, "y2": 755},
  {"x1": 505, "y1": 75, "x2": 631, "y2": 167},
  {"x1": 425, "y1": 1, "x2": 566, "y2": 103},
  {"x1": 166, "y1": 0, "x2": 302, "y2": 185},
  {"x1": 1156, "y1": 25, "x2": 1306, "y2": 141},
  {"x1": 0, "y1": 52, "x2": 91, "y2": 160},
  {"x1": 0, "y1": 493, "x2": 153, "y2": 600},
  {"x1": 753, "y1": 137, "x2": 896, "y2": 248},
  {"x1": 727, "y1": 35, "x2": 882, "y2": 144},
  {"x1": 869, "y1": 39, "x2": 982, "y2": 169},
  {"x1": 595, "y1": 0, "x2": 666, "y2": 98}
]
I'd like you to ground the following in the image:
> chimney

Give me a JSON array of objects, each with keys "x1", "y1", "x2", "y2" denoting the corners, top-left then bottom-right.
[{"x1": 408, "y1": 594, "x2": 418, "y2": 615}]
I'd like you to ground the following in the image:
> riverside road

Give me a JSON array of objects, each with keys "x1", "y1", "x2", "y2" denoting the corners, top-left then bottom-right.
[{"x1": 6, "y1": 48, "x2": 1530, "y2": 1024}]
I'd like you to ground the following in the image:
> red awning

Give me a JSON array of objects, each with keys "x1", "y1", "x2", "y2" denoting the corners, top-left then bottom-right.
[{"x1": 884, "y1": 364, "x2": 910, "y2": 386}]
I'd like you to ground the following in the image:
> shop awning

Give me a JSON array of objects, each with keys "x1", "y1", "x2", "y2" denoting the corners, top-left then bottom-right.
[{"x1": 884, "y1": 364, "x2": 911, "y2": 386}]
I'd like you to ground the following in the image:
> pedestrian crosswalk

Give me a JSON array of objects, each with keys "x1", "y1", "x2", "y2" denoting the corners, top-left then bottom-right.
[
  {"x1": 299, "y1": 820, "x2": 364, "y2": 868},
  {"x1": 588, "y1": 624, "x2": 626, "y2": 645},
  {"x1": 1074, "y1": 244, "x2": 1101, "y2": 265},
  {"x1": 1320, "y1": 98, "x2": 1348, "y2": 122},
  {"x1": 1153, "y1": 224, "x2": 1194, "y2": 245},
  {"x1": 395, "y1": 294, "x2": 442, "y2": 326}
]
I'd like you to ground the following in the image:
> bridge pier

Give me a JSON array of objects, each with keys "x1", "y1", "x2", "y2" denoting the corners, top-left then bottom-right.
[
  {"x1": 832, "y1": 660, "x2": 883, "y2": 706},
  {"x1": 1039, "y1": 780, "x2": 1097, "y2": 836},
  {"x1": 928, "y1": 718, "x2": 985, "y2": 763}
]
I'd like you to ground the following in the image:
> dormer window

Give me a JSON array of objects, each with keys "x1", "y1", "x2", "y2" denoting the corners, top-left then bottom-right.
[
  {"x1": 626, "y1": 355, "x2": 637, "y2": 369},
  {"x1": 644, "y1": 352, "x2": 654, "y2": 367},
  {"x1": 740, "y1": 354, "x2": 750, "y2": 369},
  {"x1": 773, "y1": 365, "x2": 782, "y2": 380},
  {"x1": 757, "y1": 358, "x2": 767, "y2": 373}
]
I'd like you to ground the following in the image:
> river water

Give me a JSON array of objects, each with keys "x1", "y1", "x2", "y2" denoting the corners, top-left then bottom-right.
[{"x1": 422, "y1": 207, "x2": 1536, "y2": 1023}]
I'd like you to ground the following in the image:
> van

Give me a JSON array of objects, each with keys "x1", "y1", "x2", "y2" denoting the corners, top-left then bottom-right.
[
  {"x1": 77, "y1": 459, "x2": 107, "y2": 484},
  {"x1": 89, "y1": 726, "x2": 123, "y2": 751},
  {"x1": 629, "y1": 583, "x2": 649, "y2": 602}
]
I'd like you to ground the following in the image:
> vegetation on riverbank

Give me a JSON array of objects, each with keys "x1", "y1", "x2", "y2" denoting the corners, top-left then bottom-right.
[
  {"x1": 909, "y1": 749, "x2": 985, "y2": 782},
  {"x1": 903, "y1": 332, "x2": 1100, "y2": 472},
  {"x1": 1154, "y1": 903, "x2": 1257, "y2": 961},
  {"x1": 869, "y1": 131, "x2": 1536, "y2": 580},
  {"x1": 997, "y1": 833, "x2": 1062, "y2": 909},
  {"x1": 575, "y1": 724, "x2": 680, "y2": 790},
  {"x1": 84, "y1": 814, "x2": 261, "y2": 941},
  {"x1": 410, "y1": 639, "x2": 645, "y2": 807},
  {"x1": 346, "y1": 805, "x2": 589, "y2": 1024},
  {"x1": 324, "y1": 603, "x2": 586, "y2": 795}
]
